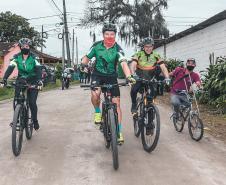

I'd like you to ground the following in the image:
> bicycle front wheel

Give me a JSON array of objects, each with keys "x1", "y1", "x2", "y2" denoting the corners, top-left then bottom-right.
[
  {"x1": 133, "y1": 97, "x2": 142, "y2": 137},
  {"x1": 25, "y1": 106, "x2": 33, "y2": 140},
  {"x1": 141, "y1": 104, "x2": 160, "y2": 153},
  {"x1": 173, "y1": 111, "x2": 185, "y2": 132},
  {"x1": 108, "y1": 108, "x2": 119, "y2": 170},
  {"x1": 188, "y1": 113, "x2": 204, "y2": 141},
  {"x1": 12, "y1": 104, "x2": 24, "y2": 156}
]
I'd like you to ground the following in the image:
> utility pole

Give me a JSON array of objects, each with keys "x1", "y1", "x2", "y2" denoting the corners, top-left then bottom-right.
[
  {"x1": 63, "y1": 0, "x2": 71, "y2": 67},
  {"x1": 72, "y1": 29, "x2": 75, "y2": 66},
  {"x1": 76, "y1": 36, "x2": 78, "y2": 66},
  {"x1": 41, "y1": 25, "x2": 44, "y2": 53},
  {"x1": 62, "y1": 29, "x2": 65, "y2": 69}
]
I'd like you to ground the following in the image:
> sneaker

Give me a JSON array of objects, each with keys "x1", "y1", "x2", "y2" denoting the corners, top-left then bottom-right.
[
  {"x1": 94, "y1": 113, "x2": 102, "y2": 125},
  {"x1": 117, "y1": 132, "x2": 124, "y2": 145},
  {"x1": 131, "y1": 103, "x2": 137, "y2": 114},
  {"x1": 33, "y1": 120, "x2": 40, "y2": 130},
  {"x1": 146, "y1": 124, "x2": 154, "y2": 136}
]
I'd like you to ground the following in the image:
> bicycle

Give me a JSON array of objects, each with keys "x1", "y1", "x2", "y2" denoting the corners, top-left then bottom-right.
[
  {"x1": 81, "y1": 82, "x2": 127, "y2": 170},
  {"x1": 133, "y1": 77, "x2": 162, "y2": 153},
  {"x1": 1, "y1": 80, "x2": 38, "y2": 156},
  {"x1": 171, "y1": 90, "x2": 204, "y2": 141}
]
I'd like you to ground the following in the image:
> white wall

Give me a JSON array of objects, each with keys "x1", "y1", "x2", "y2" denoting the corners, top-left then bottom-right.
[{"x1": 154, "y1": 19, "x2": 226, "y2": 71}]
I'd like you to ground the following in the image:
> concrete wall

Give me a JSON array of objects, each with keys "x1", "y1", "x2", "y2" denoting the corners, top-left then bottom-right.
[{"x1": 154, "y1": 19, "x2": 226, "y2": 71}]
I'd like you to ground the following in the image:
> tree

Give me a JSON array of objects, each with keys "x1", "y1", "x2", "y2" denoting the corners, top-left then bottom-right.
[
  {"x1": 0, "y1": 11, "x2": 44, "y2": 47},
  {"x1": 81, "y1": 0, "x2": 169, "y2": 45}
]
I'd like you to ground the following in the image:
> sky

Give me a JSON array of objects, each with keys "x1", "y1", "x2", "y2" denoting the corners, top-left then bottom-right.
[{"x1": 0, "y1": 0, "x2": 226, "y2": 62}]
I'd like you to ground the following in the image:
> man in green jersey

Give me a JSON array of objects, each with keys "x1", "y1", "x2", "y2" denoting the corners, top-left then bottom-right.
[
  {"x1": 130, "y1": 37, "x2": 170, "y2": 114},
  {"x1": 81, "y1": 23, "x2": 135, "y2": 144},
  {"x1": 1, "y1": 38, "x2": 43, "y2": 130}
]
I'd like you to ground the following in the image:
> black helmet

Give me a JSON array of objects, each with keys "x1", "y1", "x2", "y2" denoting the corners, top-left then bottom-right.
[
  {"x1": 102, "y1": 23, "x2": 117, "y2": 33},
  {"x1": 142, "y1": 37, "x2": 154, "y2": 46},
  {"x1": 18, "y1": 38, "x2": 32, "y2": 47}
]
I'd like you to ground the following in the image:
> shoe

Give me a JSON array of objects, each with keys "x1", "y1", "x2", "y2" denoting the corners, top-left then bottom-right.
[
  {"x1": 117, "y1": 132, "x2": 124, "y2": 145},
  {"x1": 146, "y1": 124, "x2": 154, "y2": 136},
  {"x1": 94, "y1": 113, "x2": 102, "y2": 125},
  {"x1": 33, "y1": 120, "x2": 40, "y2": 130},
  {"x1": 131, "y1": 103, "x2": 137, "y2": 114}
]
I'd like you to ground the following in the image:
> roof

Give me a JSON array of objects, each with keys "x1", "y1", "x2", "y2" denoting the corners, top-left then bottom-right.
[
  {"x1": 31, "y1": 49, "x2": 61, "y2": 61},
  {"x1": 155, "y1": 10, "x2": 226, "y2": 48},
  {"x1": 0, "y1": 42, "x2": 60, "y2": 61}
]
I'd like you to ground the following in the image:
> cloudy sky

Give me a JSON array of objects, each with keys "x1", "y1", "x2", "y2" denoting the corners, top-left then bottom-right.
[{"x1": 0, "y1": 0, "x2": 226, "y2": 61}]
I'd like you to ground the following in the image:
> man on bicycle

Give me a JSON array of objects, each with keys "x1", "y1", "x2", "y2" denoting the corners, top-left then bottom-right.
[
  {"x1": 80, "y1": 23, "x2": 136, "y2": 144},
  {"x1": 130, "y1": 37, "x2": 170, "y2": 113},
  {"x1": 170, "y1": 58, "x2": 201, "y2": 118},
  {"x1": 1, "y1": 38, "x2": 43, "y2": 130}
]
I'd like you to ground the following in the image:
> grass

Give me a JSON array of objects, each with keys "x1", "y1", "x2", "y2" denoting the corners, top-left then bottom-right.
[{"x1": 0, "y1": 79, "x2": 79, "y2": 101}]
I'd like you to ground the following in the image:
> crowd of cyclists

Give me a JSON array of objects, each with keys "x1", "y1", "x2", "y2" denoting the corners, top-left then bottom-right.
[{"x1": 0, "y1": 23, "x2": 202, "y2": 146}]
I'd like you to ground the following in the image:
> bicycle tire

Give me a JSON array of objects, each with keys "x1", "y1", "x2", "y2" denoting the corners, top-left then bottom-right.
[
  {"x1": 12, "y1": 104, "x2": 24, "y2": 156},
  {"x1": 141, "y1": 104, "x2": 160, "y2": 153},
  {"x1": 188, "y1": 113, "x2": 204, "y2": 141},
  {"x1": 62, "y1": 80, "x2": 65, "y2": 90},
  {"x1": 173, "y1": 111, "x2": 185, "y2": 132},
  {"x1": 25, "y1": 106, "x2": 33, "y2": 140},
  {"x1": 133, "y1": 98, "x2": 141, "y2": 137},
  {"x1": 108, "y1": 108, "x2": 119, "y2": 170},
  {"x1": 103, "y1": 111, "x2": 110, "y2": 149}
]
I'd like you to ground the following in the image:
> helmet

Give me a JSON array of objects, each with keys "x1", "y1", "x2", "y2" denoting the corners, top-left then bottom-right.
[
  {"x1": 102, "y1": 23, "x2": 117, "y2": 33},
  {"x1": 142, "y1": 37, "x2": 154, "y2": 46},
  {"x1": 186, "y1": 58, "x2": 196, "y2": 66},
  {"x1": 18, "y1": 38, "x2": 32, "y2": 47}
]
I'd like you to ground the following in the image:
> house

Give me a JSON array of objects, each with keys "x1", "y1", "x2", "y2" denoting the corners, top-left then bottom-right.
[
  {"x1": 154, "y1": 10, "x2": 226, "y2": 71},
  {"x1": 0, "y1": 42, "x2": 61, "y2": 79}
]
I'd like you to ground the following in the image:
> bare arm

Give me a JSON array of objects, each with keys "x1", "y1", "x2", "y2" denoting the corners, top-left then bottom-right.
[
  {"x1": 159, "y1": 63, "x2": 169, "y2": 78},
  {"x1": 130, "y1": 60, "x2": 137, "y2": 75},
  {"x1": 121, "y1": 61, "x2": 132, "y2": 78},
  {"x1": 81, "y1": 56, "x2": 90, "y2": 65}
]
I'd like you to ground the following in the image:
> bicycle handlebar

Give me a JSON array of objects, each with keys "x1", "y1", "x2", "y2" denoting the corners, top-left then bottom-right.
[{"x1": 80, "y1": 82, "x2": 128, "y2": 89}]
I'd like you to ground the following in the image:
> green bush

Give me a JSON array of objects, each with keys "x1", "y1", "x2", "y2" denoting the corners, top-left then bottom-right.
[
  {"x1": 165, "y1": 58, "x2": 184, "y2": 72},
  {"x1": 55, "y1": 62, "x2": 63, "y2": 79},
  {"x1": 198, "y1": 57, "x2": 226, "y2": 113}
]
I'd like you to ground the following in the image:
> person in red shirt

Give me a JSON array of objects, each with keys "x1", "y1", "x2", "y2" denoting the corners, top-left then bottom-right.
[{"x1": 170, "y1": 58, "x2": 201, "y2": 117}]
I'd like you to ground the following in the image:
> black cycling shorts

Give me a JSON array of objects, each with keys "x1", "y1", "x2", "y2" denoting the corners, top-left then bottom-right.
[{"x1": 91, "y1": 74, "x2": 120, "y2": 97}]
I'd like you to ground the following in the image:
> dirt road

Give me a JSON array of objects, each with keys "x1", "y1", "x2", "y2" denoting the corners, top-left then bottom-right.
[{"x1": 0, "y1": 85, "x2": 226, "y2": 185}]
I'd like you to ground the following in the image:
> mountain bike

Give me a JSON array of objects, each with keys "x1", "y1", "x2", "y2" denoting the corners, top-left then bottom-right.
[
  {"x1": 81, "y1": 82, "x2": 127, "y2": 170},
  {"x1": 133, "y1": 77, "x2": 162, "y2": 153}
]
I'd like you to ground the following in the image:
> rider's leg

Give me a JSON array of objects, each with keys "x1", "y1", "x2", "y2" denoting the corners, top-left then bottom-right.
[
  {"x1": 130, "y1": 81, "x2": 142, "y2": 113},
  {"x1": 91, "y1": 88, "x2": 102, "y2": 124},
  {"x1": 112, "y1": 97, "x2": 124, "y2": 143},
  {"x1": 170, "y1": 94, "x2": 181, "y2": 117},
  {"x1": 27, "y1": 89, "x2": 39, "y2": 130}
]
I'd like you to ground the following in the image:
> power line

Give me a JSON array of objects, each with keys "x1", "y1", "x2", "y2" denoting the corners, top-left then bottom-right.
[
  {"x1": 28, "y1": 14, "x2": 61, "y2": 20},
  {"x1": 50, "y1": 0, "x2": 63, "y2": 14}
]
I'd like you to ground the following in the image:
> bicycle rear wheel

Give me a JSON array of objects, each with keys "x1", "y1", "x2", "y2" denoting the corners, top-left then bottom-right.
[
  {"x1": 141, "y1": 104, "x2": 160, "y2": 153},
  {"x1": 173, "y1": 111, "x2": 185, "y2": 132},
  {"x1": 188, "y1": 113, "x2": 204, "y2": 141},
  {"x1": 62, "y1": 79, "x2": 65, "y2": 90},
  {"x1": 108, "y1": 108, "x2": 119, "y2": 170},
  {"x1": 25, "y1": 106, "x2": 33, "y2": 140},
  {"x1": 12, "y1": 104, "x2": 24, "y2": 156}
]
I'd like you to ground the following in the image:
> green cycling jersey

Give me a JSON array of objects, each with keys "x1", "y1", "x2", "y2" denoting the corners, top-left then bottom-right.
[
  {"x1": 86, "y1": 41, "x2": 126, "y2": 76},
  {"x1": 3, "y1": 52, "x2": 41, "y2": 83}
]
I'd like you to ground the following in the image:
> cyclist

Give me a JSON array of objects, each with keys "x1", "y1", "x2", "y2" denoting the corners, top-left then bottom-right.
[
  {"x1": 80, "y1": 23, "x2": 136, "y2": 144},
  {"x1": 1, "y1": 38, "x2": 43, "y2": 130},
  {"x1": 170, "y1": 58, "x2": 201, "y2": 118},
  {"x1": 130, "y1": 37, "x2": 170, "y2": 113}
]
